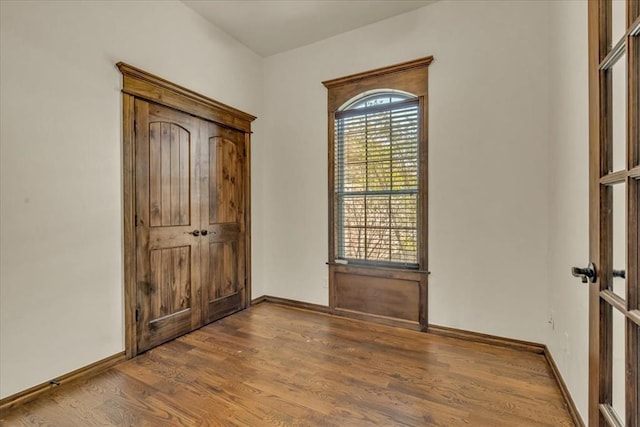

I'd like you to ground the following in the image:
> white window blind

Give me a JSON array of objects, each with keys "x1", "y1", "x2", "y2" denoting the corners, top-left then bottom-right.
[{"x1": 335, "y1": 94, "x2": 419, "y2": 267}]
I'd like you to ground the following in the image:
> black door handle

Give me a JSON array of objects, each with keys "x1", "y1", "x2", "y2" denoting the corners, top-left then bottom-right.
[
  {"x1": 571, "y1": 262, "x2": 596, "y2": 283},
  {"x1": 613, "y1": 269, "x2": 626, "y2": 279},
  {"x1": 185, "y1": 230, "x2": 200, "y2": 236},
  {"x1": 201, "y1": 230, "x2": 208, "y2": 236}
]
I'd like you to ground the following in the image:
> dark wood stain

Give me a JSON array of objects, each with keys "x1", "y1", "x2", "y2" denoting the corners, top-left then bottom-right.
[{"x1": 324, "y1": 58, "x2": 431, "y2": 331}]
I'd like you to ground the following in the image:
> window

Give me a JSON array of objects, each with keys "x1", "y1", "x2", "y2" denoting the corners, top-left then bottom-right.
[
  {"x1": 335, "y1": 92, "x2": 419, "y2": 266},
  {"x1": 324, "y1": 57, "x2": 431, "y2": 272},
  {"x1": 323, "y1": 57, "x2": 431, "y2": 329}
]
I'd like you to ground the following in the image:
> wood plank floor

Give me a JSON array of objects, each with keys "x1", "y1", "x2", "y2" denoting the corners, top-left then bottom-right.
[{"x1": 1, "y1": 303, "x2": 575, "y2": 426}]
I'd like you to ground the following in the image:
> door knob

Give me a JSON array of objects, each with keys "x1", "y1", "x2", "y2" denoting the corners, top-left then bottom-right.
[
  {"x1": 571, "y1": 262, "x2": 596, "y2": 283},
  {"x1": 185, "y1": 230, "x2": 200, "y2": 236},
  {"x1": 201, "y1": 230, "x2": 208, "y2": 236}
]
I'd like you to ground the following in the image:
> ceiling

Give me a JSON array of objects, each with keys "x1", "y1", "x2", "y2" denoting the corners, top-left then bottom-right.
[{"x1": 182, "y1": 1, "x2": 436, "y2": 57}]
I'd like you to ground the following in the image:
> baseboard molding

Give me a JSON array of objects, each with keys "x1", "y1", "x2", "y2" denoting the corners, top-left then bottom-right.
[
  {"x1": 252, "y1": 295, "x2": 331, "y2": 314},
  {"x1": 427, "y1": 324, "x2": 545, "y2": 354},
  {"x1": 253, "y1": 295, "x2": 425, "y2": 331},
  {"x1": 0, "y1": 351, "x2": 126, "y2": 415},
  {"x1": 333, "y1": 307, "x2": 422, "y2": 331},
  {"x1": 250, "y1": 295, "x2": 267, "y2": 305},
  {"x1": 543, "y1": 346, "x2": 585, "y2": 427}
]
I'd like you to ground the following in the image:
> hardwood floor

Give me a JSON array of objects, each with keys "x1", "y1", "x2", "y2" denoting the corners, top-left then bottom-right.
[{"x1": 1, "y1": 303, "x2": 575, "y2": 426}]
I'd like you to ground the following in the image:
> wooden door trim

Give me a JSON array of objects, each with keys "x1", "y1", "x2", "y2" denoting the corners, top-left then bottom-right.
[
  {"x1": 117, "y1": 63, "x2": 256, "y2": 133},
  {"x1": 588, "y1": 2, "x2": 607, "y2": 424},
  {"x1": 122, "y1": 93, "x2": 136, "y2": 357},
  {"x1": 119, "y1": 63, "x2": 255, "y2": 358}
]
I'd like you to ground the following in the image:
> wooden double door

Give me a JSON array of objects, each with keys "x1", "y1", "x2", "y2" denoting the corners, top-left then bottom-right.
[{"x1": 134, "y1": 100, "x2": 247, "y2": 353}]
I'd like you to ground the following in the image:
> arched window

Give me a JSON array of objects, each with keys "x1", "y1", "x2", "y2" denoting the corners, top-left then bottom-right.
[
  {"x1": 324, "y1": 57, "x2": 431, "y2": 330},
  {"x1": 334, "y1": 90, "x2": 420, "y2": 266}
]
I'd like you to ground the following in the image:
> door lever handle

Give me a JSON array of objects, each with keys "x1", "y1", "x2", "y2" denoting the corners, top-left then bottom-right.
[
  {"x1": 613, "y1": 269, "x2": 626, "y2": 279},
  {"x1": 201, "y1": 230, "x2": 208, "y2": 236},
  {"x1": 571, "y1": 262, "x2": 596, "y2": 283},
  {"x1": 185, "y1": 230, "x2": 200, "y2": 236}
]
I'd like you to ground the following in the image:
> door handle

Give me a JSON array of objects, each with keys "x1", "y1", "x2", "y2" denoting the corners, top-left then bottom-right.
[
  {"x1": 201, "y1": 230, "x2": 217, "y2": 236},
  {"x1": 571, "y1": 262, "x2": 596, "y2": 283},
  {"x1": 185, "y1": 230, "x2": 200, "y2": 236},
  {"x1": 201, "y1": 230, "x2": 208, "y2": 236},
  {"x1": 613, "y1": 269, "x2": 626, "y2": 279}
]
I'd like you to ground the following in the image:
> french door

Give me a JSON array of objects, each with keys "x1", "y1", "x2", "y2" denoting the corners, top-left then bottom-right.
[{"x1": 588, "y1": 1, "x2": 640, "y2": 426}]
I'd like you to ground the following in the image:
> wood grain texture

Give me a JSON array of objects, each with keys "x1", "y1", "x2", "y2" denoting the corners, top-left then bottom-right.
[
  {"x1": 627, "y1": 3, "x2": 640, "y2": 424},
  {"x1": 122, "y1": 94, "x2": 137, "y2": 358},
  {"x1": 588, "y1": 1, "x2": 609, "y2": 425},
  {"x1": 334, "y1": 271, "x2": 419, "y2": 322},
  {"x1": 329, "y1": 264, "x2": 428, "y2": 331},
  {"x1": 325, "y1": 58, "x2": 431, "y2": 332},
  {"x1": 0, "y1": 304, "x2": 575, "y2": 426},
  {"x1": 136, "y1": 101, "x2": 203, "y2": 354},
  {"x1": 117, "y1": 63, "x2": 256, "y2": 132},
  {"x1": 243, "y1": 132, "x2": 252, "y2": 309},
  {"x1": 120, "y1": 64, "x2": 254, "y2": 358},
  {"x1": 201, "y1": 124, "x2": 246, "y2": 325}
]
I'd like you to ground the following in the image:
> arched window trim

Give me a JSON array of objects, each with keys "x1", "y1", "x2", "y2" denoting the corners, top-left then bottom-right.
[
  {"x1": 338, "y1": 89, "x2": 417, "y2": 112},
  {"x1": 322, "y1": 56, "x2": 432, "y2": 332}
]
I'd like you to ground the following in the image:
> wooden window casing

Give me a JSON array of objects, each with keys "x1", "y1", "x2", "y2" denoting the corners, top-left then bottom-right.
[{"x1": 323, "y1": 57, "x2": 432, "y2": 330}]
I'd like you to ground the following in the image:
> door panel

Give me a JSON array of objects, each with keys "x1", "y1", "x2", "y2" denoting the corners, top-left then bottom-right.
[
  {"x1": 149, "y1": 122, "x2": 190, "y2": 227},
  {"x1": 210, "y1": 136, "x2": 242, "y2": 224},
  {"x1": 588, "y1": 1, "x2": 640, "y2": 425},
  {"x1": 135, "y1": 100, "x2": 202, "y2": 353},
  {"x1": 209, "y1": 241, "x2": 239, "y2": 299},
  {"x1": 149, "y1": 246, "x2": 191, "y2": 318},
  {"x1": 201, "y1": 124, "x2": 246, "y2": 323}
]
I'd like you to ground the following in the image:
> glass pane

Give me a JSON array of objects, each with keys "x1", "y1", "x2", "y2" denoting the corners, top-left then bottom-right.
[
  {"x1": 390, "y1": 194, "x2": 417, "y2": 229},
  {"x1": 392, "y1": 159, "x2": 418, "y2": 190},
  {"x1": 612, "y1": 54, "x2": 627, "y2": 172},
  {"x1": 612, "y1": 0, "x2": 627, "y2": 45},
  {"x1": 342, "y1": 162, "x2": 366, "y2": 192},
  {"x1": 343, "y1": 227, "x2": 365, "y2": 259},
  {"x1": 346, "y1": 92, "x2": 414, "y2": 110},
  {"x1": 612, "y1": 184, "x2": 627, "y2": 298},
  {"x1": 366, "y1": 228, "x2": 390, "y2": 261},
  {"x1": 366, "y1": 196, "x2": 390, "y2": 227},
  {"x1": 342, "y1": 196, "x2": 364, "y2": 227},
  {"x1": 612, "y1": 307, "x2": 626, "y2": 422},
  {"x1": 391, "y1": 229, "x2": 417, "y2": 263},
  {"x1": 367, "y1": 161, "x2": 391, "y2": 191}
]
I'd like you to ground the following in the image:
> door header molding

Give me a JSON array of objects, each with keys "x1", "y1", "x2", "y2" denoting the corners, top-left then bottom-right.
[{"x1": 116, "y1": 62, "x2": 256, "y2": 133}]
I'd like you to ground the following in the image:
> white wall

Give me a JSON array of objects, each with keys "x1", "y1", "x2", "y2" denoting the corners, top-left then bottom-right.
[
  {"x1": 0, "y1": 0, "x2": 264, "y2": 398},
  {"x1": 546, "y1": 1, "x2": 596, "y2": 421},
  {"x1": 261, "y1": 0, "x2": 552, "y2": 343}
]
